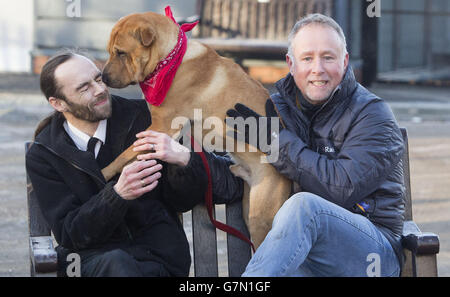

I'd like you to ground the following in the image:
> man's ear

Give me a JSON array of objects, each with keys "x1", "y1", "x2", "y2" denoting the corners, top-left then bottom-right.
[
  {"x1": 137, "y1": 26, "x2": 155, "y2": 47},
  {"x1": 286, "y1": 54, "x2": 294, "y2": 75},
  {"x1": 49, "y1": 97, "x2": 68, "y2": 113},
  {"x1": 343, "y1": 52, "x2": 349, "y2": 70}
]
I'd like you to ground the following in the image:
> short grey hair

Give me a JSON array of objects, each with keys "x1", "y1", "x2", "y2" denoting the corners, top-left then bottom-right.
[{"x1": 287, "y1": 13, "x2": 348, "y2": 62}]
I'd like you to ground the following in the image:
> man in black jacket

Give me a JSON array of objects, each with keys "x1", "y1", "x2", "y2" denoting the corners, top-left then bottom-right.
[
  {"x1": 227, "y1": 14, "x2": 405, "y2": 277},
  {"x1": 26, "y1": 51, "x2": 242, "y2": 277}
]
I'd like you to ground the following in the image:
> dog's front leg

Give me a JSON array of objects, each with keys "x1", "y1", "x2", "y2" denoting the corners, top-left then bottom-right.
[
  {"x1": 101, "y1": 125, "x2": 153, "y2": 181},
  {"x1": 101, "y1": 107, "x2": 176, "y2": 181},
  {"x1": 246, "y1": 164, "x2": 291, "y2": 249}
]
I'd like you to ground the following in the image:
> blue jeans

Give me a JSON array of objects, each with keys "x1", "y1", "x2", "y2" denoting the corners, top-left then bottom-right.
[{"x1": 242, "y1": 192, "x2": 400, "y2": 277}]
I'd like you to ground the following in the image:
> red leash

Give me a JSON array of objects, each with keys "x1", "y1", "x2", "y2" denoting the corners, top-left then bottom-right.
[{"x1": 190, "y1": 136, "x2": 255, "y2": 253}]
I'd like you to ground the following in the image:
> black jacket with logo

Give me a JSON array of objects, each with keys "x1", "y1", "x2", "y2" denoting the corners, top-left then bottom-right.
[{"x1": 270, "y1": 67, "x2": 405, "y2": 266}]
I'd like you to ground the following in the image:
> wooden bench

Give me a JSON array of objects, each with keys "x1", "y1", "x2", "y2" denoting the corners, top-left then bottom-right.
[
  {"x1": 25, "y1": 127, "x2": 440, "y2": 276},
  {"x1": 191, "y1": 0, "x2": 333, "y2": 62},
  {"x1": 399, "y1": 128, "x2": 440, "y2": 277},
  {"x1": 25, "y1": 143, "x2": 57, "y2": 277}
]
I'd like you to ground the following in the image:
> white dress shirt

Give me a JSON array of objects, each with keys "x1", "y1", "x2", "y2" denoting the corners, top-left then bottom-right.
[{"x1": 63, "y1": 119, "x2": 107, "y2": 159}]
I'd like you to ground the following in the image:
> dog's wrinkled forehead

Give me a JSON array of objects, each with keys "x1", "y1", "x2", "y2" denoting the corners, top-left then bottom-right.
[
  {"x1": 109, "y1": 13, "x2": 157, "y2": 51},
  {"x1": 109, "y1": 17, "x2": 140, "y2": 50}
]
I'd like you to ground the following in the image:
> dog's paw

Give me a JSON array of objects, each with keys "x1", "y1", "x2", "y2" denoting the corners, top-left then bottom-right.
[{"x1": 229, "y1": 164, "x2": 251, "y2": 181}]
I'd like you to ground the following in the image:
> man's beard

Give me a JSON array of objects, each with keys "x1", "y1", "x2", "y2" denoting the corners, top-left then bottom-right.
[{"x1": 65, "y1": 92, "x2": 112, "y2": 122}]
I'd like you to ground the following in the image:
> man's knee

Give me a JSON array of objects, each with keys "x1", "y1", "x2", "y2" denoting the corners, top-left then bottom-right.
[
  {"x1": 100, "y1": 249, "x2": 134, "y2": 265},
  {"x1": 82, "y1": 249, "x2": 141, "y2": 277},
  {"x1": 284, "y1": 192, "x2": 327, "y2": 213},
  {"x1": 273, "y1": 192, "x2": 325, "y2": 227}
]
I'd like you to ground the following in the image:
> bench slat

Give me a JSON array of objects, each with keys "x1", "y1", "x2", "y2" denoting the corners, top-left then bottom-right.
[
  {"x1": 192, "y1": 204, "x2": 219, "y2": 276},
  {"x1": 400, "y1": 128, "x2": 413, "y2": 221},
  {"x1": 25, "y1": 142, "x2": 52, "y2": 237},
  {"x1": 226, "y1": 199, "x2": 252, "y2": 277}
]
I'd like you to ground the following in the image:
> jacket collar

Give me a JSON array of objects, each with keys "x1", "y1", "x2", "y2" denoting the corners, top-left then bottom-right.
[
  {"x1": 34, "y1": 95, "x2": 142, "y2": 184},
  {"x1": 63, "y1": 119, "x2": 107, "y2": 152},
  {"x1": 275, "y1": 65, "x2": 358, "y2": 115}
]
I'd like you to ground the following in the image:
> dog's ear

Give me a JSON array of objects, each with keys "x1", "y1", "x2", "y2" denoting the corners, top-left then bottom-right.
[{"x1": 137, "y1": 26, "x2": 155, "y2": 47}]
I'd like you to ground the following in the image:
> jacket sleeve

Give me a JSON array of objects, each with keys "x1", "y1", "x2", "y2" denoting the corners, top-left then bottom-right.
[
  {"x1": 163, "y1": 151, "x2": 244, "y2": 212},
  {"x1": 26, "y1": 147, "x2": 129, "y2": 250},
  {"x1": 270, "y1": 100, "x2": 404, "y2": 210}
]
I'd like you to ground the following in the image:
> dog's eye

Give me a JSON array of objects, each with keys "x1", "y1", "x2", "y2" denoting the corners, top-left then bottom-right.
[{"x1": 116, "y1": 50, "x2": 127, "y2": 57}]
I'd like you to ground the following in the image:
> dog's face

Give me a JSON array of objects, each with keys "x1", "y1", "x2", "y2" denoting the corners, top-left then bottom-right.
[{"x1": 102, "y1": 12, "x2": 169, "y2": 88}]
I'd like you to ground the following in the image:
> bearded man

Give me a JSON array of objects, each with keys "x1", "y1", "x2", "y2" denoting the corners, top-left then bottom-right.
[{"x1": 26, "y1": 51, "x2": 243, "y2": 277}]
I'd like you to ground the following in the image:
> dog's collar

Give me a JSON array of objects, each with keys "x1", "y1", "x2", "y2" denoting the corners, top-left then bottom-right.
[{"x1": 140, "y1": 6, "x2": 199, "y2": 107}]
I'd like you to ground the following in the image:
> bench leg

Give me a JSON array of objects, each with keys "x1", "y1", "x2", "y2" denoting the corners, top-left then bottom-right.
[
  {"x1": 401, "y1": 250, "x2": 438, "y2": 277},
  {"x1": 414, "y1": 254, "x2": 438, "y2": 277},
  {"x1": 29, "y1": 236, "x2": 58, "y2": 277}
]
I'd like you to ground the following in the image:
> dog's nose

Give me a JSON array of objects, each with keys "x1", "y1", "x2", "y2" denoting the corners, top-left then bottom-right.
[{"x1": 101, "y1": 72, "x2": 110, "y2": 85}]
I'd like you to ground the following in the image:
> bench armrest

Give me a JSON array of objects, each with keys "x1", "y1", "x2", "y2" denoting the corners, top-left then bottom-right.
[
  {"x1": 402, "y1": 221, "x2": 440, "y2": 255},
  {"x1": 30, "y1": 236, "x2": 58, "y2": 275}
]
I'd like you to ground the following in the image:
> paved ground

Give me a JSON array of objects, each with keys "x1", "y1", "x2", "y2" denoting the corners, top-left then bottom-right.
[{"x1": 0, "y1": 73, "x2": 449, "y2": 276}]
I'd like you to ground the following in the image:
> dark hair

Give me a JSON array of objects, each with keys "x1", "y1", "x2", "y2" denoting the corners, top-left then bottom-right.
[
  {"x1": 39, "y1": 50, "x2": 79, "y2": 101},
  {"x1": 35, "y1": 49, "x2": 85, "y2": 138},
  {"x1": 40, "y1": 48, "x2": 94, "y2": 101}
]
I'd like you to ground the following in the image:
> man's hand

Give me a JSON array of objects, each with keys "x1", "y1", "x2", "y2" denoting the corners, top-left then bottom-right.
[
  {"x1": 113, "y1": 160, "x2": 162, "y2": 200},
  {"x1": 225, "y1": 99, "x2": 282, "y2": 152},
  {"x1": 133, "y1": 130, "x2": 191, "y2": 167}
]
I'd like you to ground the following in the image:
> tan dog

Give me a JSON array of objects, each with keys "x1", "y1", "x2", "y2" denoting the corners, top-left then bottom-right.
[{"x1": 101, "y1": 11, "x2": 291, "y2": 249}]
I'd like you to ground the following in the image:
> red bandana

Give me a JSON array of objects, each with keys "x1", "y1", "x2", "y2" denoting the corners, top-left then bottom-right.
[{"x1": 140, "y1": 6, "x2": 199, "y2": 106}]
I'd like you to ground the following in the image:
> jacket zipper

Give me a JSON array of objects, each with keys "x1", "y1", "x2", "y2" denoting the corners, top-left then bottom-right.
[
  {"x1": 125, "y1": 224, "x2": 134, "y2": 242},
  {"x1": 33, "y1": 141, "x2": 106, "y2": 186},
  {"x1": 34, "y1": 141, "x2": 135, "y2": 242},
  {"x1": 120, "y1": 112, "x2": 141, "y2": 153},
  {"x1": 120, "y1": 109, "x2": 143, "y2": 243},
  {"x1": 34, "y1": 107, "x2": 142, "y2": 241}
]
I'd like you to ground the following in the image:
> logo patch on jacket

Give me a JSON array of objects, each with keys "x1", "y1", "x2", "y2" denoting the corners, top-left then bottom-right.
[
  {"x1": 319, "y1": 145, "x2": 336, "y2": 155},
  {"x1": 324, "y1": 146, "x2": 335, "y2": 153}
]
